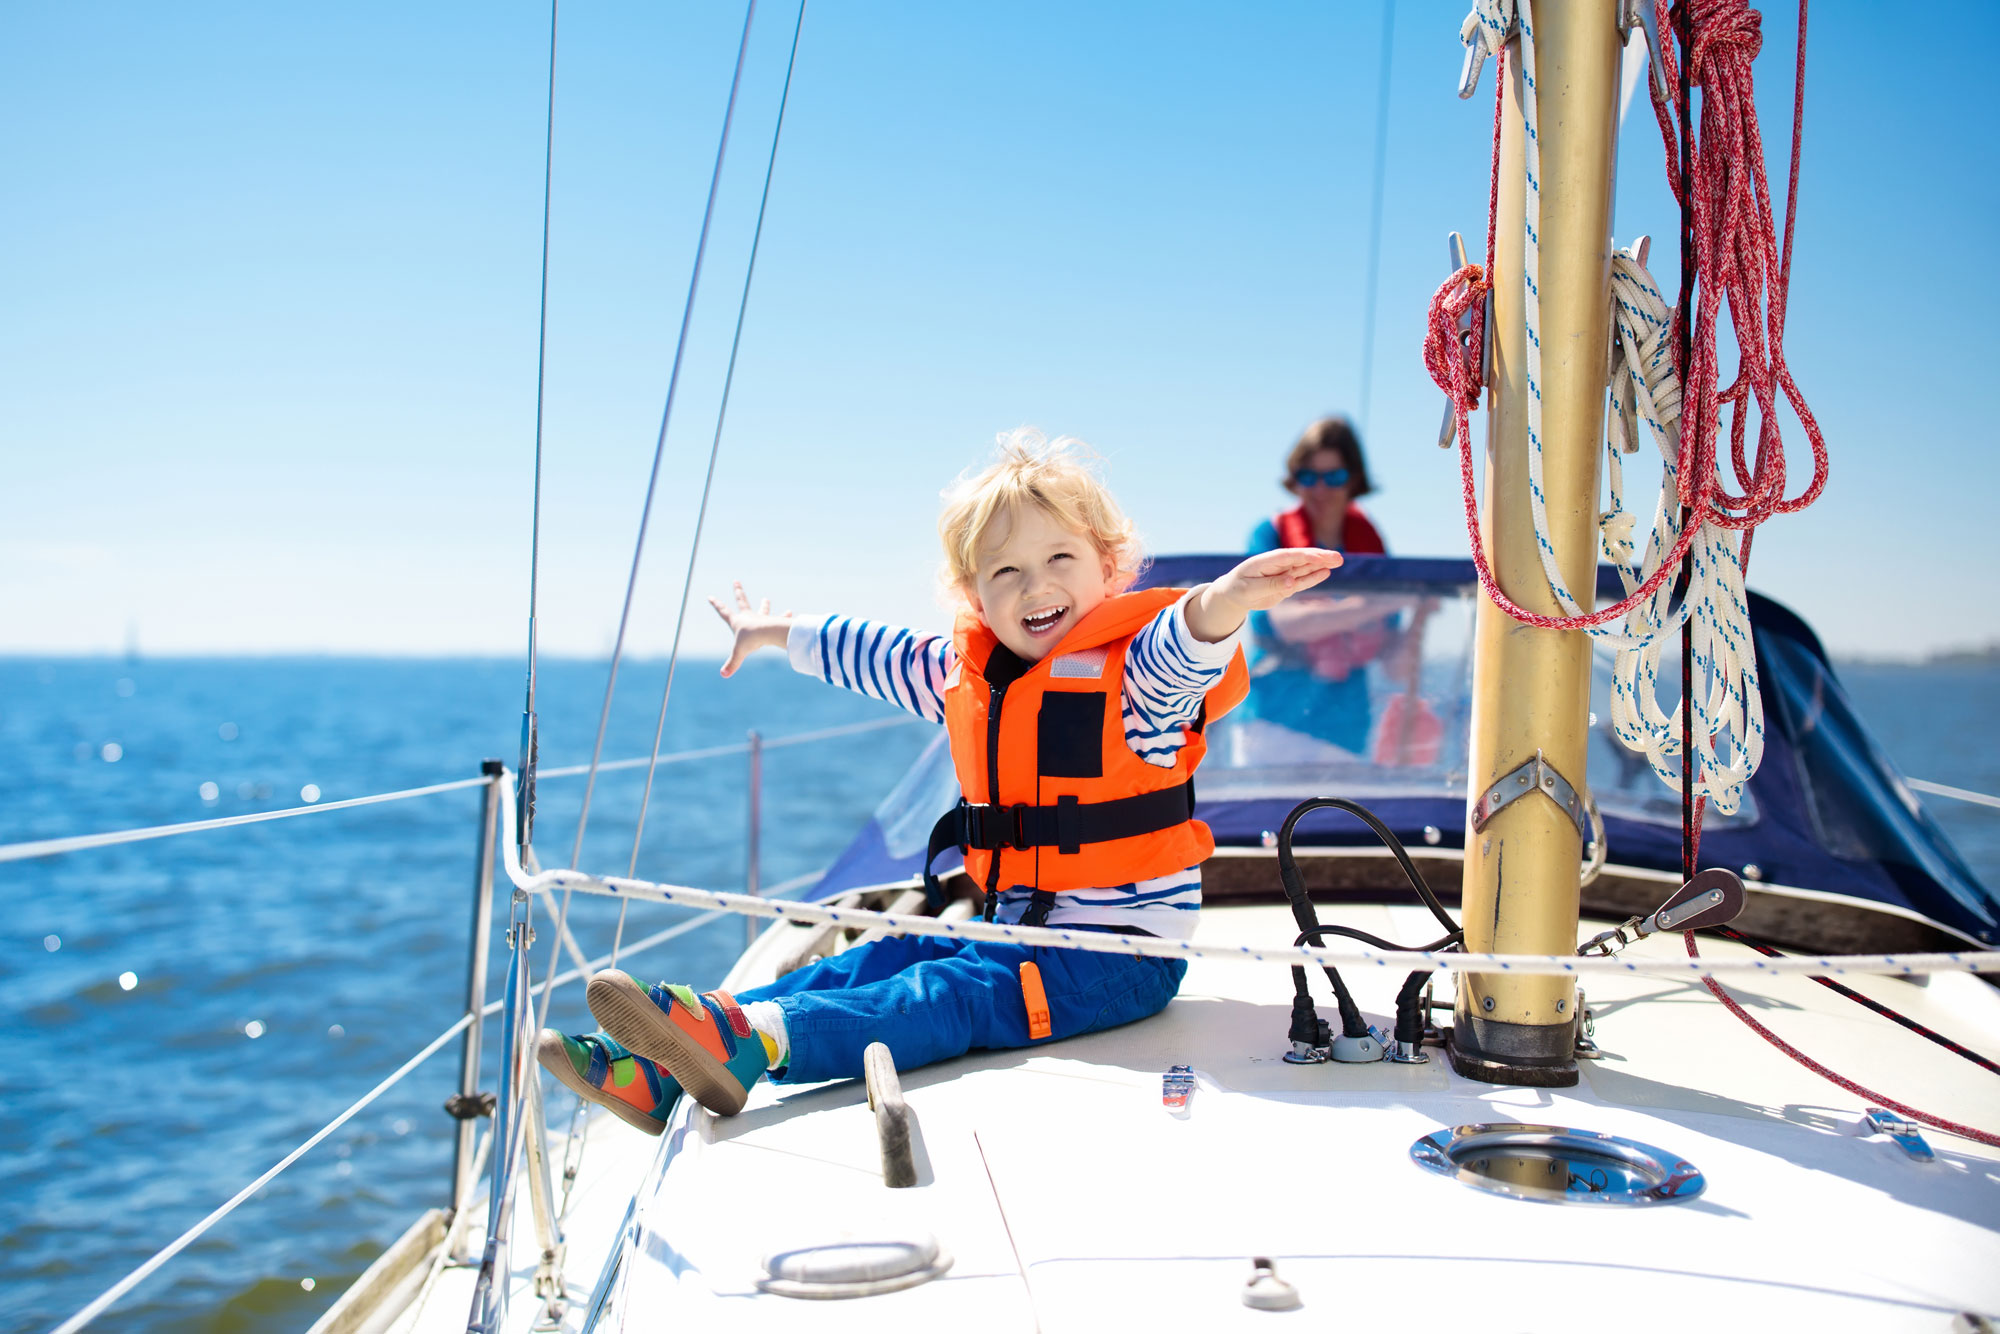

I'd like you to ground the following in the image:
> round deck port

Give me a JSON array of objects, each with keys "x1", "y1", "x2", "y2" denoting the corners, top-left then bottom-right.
[
  {"x1": 1409, "y1": 1122, "x2": 1704, "y2": 1205},
  {"x1": 759, "y1": 1235, "x2": 953, "y2": 1299}
]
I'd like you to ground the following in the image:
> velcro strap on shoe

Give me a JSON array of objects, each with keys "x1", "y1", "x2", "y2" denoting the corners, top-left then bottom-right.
[
  {"x1": 697, "y1": 994, "x2": 740, "y2": 1059},
  {"x1": 710, "y1": 990, "x2": 754, "y2": 1039}
]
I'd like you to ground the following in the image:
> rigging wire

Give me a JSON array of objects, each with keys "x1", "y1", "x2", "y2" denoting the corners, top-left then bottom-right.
[
  {"x1": 516, "y1": 0, "x2": 561, "y2": 852},
  {"x1": 538, "y1": 0, "x2": 762, "y2": 1037},
  {"x1": 1354, "y1": 0, "x2": 1396, "y2": 433},
  {"x1": 615, "y1": 0, "x2": 811, "y2": 966}
]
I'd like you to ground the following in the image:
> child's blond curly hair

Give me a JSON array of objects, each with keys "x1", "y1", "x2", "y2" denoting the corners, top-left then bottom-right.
[{"x1": 938, "y1": 428, "x2": 1145, "y2": 597}]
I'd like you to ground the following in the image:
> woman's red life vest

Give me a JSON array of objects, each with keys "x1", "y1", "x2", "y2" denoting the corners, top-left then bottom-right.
[
  {"x1": 1273, "y1": 503, "x2": 1384, "y2": 553},
  {"x1": 930, "y1": 587, "x2": 1248, "y2": 910}
]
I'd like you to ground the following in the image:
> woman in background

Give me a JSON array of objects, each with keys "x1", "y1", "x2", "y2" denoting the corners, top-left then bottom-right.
[
  {"x1": 1250, "y1": 415, "x2": 1385, "y2": 556},
  {"x1": 1244, "y1": 416, "x2": 1393, "y2": 756}
]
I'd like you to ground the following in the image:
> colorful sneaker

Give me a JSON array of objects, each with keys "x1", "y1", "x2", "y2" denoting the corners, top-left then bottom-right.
[
  {"x1": 587, "y1": 971, "x2": 770, "y2": 1116},
  {"x1": 535, "y1": 1028, "x2": 682, "y2": 1136}
]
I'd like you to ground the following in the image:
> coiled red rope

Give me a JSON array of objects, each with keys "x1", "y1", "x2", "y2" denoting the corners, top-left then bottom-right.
[{"x1": 1426, "y1": 0, "x2": 1827, "y2": 631}]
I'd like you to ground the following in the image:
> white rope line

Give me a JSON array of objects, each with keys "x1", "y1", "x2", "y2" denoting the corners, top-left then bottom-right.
[
  {"x1": 1909, "y1": 778, "x2": 2000, "y2": 811},
  {"x1": 0, "y1": 717, "x2": 913, "y2": 866},
  {"x1": 495, "y1": 770, "x2": 1998, "y2": 980},
  {"x1": 49, "y1": 1014, "x2": 474, "y2": 1334},
  {"x1": 533, "y1": 714, "x2": 915, "y2": 780},
  {"x1": 1458, "y1": 1, "x2": 1762, "y2": 814},
  {"x1": 0, "y1": 776, "x2": 491, "y2": 864}
]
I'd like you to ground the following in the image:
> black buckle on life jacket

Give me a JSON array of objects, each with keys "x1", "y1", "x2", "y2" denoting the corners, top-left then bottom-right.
[
  {"x1": 919, "y1": 782, "x2": 1196, "y2": 913},
  {"x1": 960, "y1": 799, "x2": 1028, "y2": 852}
]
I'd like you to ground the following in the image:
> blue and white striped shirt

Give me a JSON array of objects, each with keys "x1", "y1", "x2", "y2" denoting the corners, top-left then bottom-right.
[{"x1": 788, "y1": 594, "x2": 1242, "y2": 940}]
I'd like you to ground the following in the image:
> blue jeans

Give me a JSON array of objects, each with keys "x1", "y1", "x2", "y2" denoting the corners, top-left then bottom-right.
[{"x1": 736, "y1": 927, "x2": 1186, "y2": 1086}]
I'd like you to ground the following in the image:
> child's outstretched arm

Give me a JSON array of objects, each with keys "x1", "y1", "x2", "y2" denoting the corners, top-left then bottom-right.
[
  {"x1": 711, "y1": 581, "x2": 955, "y2": 724},
  {"x1": 709, "y1": 582, "x2": 795, "y2": 677},
  {"x1": 1186, "y1": 548, "x2": 1343, "y2": 643}
]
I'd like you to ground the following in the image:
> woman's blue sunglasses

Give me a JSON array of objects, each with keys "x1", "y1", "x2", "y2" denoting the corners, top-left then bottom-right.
[{"x1": 1292, "y1": 467, "x2": 1350, "y2": 488}]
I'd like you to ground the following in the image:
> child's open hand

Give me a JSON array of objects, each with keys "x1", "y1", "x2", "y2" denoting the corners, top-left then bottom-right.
[
  {"x1": 1186, "y1": 548, "x2": 1343, "y2": 642},
  {"x1": 708, "y1": 582, "x2": 795, "y2": 677}
]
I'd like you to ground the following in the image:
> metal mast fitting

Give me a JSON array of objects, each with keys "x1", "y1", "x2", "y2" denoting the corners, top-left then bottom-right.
[{"x1": 1451, "y1": 0, "x2": 1620, "y2": 1088}]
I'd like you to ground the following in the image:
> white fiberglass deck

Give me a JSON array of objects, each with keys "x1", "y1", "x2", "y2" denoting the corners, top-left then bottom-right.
[{"x1": 409, "y1": 901, "x2": 2000, "y2": 1333}]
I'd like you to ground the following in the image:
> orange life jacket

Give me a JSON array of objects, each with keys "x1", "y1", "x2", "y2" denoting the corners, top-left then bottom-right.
[{"x1": 922, "y1": 587, "x2": 1249, "y2": 922}]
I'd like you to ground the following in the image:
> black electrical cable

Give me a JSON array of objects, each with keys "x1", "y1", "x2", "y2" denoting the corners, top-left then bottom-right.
[
  {"x1": 1294, "y1": 924, "x2": 1463, "y2": 954},
  {"x1": 1276, "y1": 797, "x2": 1460, "y2": 936},
  {"x1": 1273, "y1": 796, "x2": 1464, "y2": 1045}
]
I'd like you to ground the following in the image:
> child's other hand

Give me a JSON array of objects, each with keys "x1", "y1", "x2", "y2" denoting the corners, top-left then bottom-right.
[
  {"x1": 708, "y1": 582, "x2": 795, "y2": 677},
  {"x1": 1187, "y1": 549, "x2": 1343, "y2": 642}
]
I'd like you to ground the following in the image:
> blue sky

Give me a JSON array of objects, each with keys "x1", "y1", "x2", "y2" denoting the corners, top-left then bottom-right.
[{"x1": 4, "y1": 1, "x2": 1993, "y2": 660}]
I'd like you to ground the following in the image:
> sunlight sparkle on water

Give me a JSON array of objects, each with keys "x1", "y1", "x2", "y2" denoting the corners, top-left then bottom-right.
[
  {"x1": 115, "y1": 678, "x2": 135, "y2": 697},
  {"x1": 218, "y1": 722, "x2": 239, "y2": 741},
  {"x1": 300, "y1": 784, "x2": 321, "y2": 804},
  {"x1": 199, "y1": 782, "x2": 219, "y2": 802},
  {"x1": 117, "y1": 972, "x2": 137, "y2": 991},
  {"x1": 43, "y1": 935, "x2": 60, "y2": 953},
  {"x1": 100, "y1": 743, "x2": 122, "y2": 763},
  {"x1": 300, "y1": 1277, "x2": 316, "y2": 1292},
  {"x1": 244, "y1": 1020, "x2": 266, "y2": 1039}
]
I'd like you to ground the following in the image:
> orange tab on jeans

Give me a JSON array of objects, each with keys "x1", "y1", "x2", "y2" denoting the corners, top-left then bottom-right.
[{"x1": 1019, "y1": 961, "x2": 1052, "y2": 1040}]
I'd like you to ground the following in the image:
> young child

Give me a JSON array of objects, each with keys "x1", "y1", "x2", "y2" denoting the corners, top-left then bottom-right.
[{"x1": 538, "y1": 432, "x2": 1340, "y2": 1130}]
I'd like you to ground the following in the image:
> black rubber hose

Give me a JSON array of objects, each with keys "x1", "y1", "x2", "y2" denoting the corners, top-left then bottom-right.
[
  {"x1": 1276, "y1": 797, "x2": 1461, "y2": 936},
  {"x1": 1294, "y1": 924, "x2": 1463, "y2": 954},
  {"x1": 1394, "y1": 970, "x2": 1431, "y2": 1048}
]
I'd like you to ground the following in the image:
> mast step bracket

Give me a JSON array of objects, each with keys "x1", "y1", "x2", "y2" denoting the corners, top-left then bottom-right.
[{"x1": 1472, "y1": 749, "x2": 1589, "y2": 845}]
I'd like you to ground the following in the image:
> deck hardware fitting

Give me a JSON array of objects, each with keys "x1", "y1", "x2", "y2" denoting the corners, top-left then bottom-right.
[
  {"x1": 1243, "y1": 1257, "x2": 1303, "y2": 1311},
  {"x1": 863, "y1": 1042, "x2": 919, "y2": 1188},
  {"x1": 1472, "y1": 749, "x2": 1590, "y2": 844},
  {"x1": 1330, "y1": 1027, "x2": 1387, "y2": 1063},
  {"x1": 1864, "y1": 1108, "x2": 1936, "y2": 1163},
  {"x1": 758, "y1": 1237, "x2": 953, "y2": 1300},
  {"x1": 1411, "y1": 1124, "x2": 1705, "y2": 1205}
]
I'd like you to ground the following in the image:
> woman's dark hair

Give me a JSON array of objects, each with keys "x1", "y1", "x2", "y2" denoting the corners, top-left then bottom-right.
[{"x1": 1283, "y1": 415, "x2": 1373, "y2": 498}]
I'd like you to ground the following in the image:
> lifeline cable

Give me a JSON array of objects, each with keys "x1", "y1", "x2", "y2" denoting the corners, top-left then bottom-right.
[
  {"x1": 1688, "y1": 930, "x2": 2000, "y2": 1149},
  {"x1": 539, "y1": 0, "x2": 761, "y2": 1037},
  {"x1": 617, "y1": 0, "x2": 810, "y2": 961},
  {"x1": 516, "y1": 0, "x2": 560, "y2": 852},
  {"x1": 1355, "y1": 0, "x2": 1397, "y2": 432},
  {"x1": 1715, "y1": 925, "x2": 2000, "y2": 1079},
  {"x1": 493, "y1": 782, "x2": 2000, "y2": 983}
]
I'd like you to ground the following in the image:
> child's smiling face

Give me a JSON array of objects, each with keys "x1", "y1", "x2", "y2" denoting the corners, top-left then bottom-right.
[{"x1": 966, "y1": 503, "x2": 1117, "y2": 661}]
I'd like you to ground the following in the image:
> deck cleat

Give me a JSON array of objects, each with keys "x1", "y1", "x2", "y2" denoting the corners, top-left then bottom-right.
[{"x1": 1864, "y1": 1108, "x2": 1936, "y2": 1163}]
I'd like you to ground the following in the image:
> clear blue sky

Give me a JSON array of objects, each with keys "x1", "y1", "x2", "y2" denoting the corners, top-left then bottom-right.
[{"x1": 4, "y1": 1, "x2": 1992, "y2": 660}]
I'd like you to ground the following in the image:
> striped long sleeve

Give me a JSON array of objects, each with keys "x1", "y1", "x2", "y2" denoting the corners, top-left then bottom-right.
[{"x1": 786, "y1": 594, "x2": 1243, "y2": 755}]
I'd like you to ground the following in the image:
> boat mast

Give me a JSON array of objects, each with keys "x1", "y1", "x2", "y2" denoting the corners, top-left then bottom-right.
[{"x1": 1451, "y1": 0, "x2": 1621, "y2": 1087}]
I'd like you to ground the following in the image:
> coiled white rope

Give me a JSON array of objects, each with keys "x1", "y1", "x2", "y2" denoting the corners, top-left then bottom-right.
[
  {"x1": 1601, "y1": 246, "x2": 1764, "y2": 813},
  {"x1": 499, "y1": 770, "x2": 2000, "y2": 980},
  {"x1": 1458, "y1": 0, "x2": 1763, "y2": 814}
]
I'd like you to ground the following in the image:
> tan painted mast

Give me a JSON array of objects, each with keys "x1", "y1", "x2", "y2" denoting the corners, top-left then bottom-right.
[{"x1": 1449, "y1": 0, "x2": 1622, "y2": 1087}]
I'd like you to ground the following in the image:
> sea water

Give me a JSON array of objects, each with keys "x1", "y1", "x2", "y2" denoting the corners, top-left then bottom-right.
[
  {"x1": 2, "y1": 656, "x2": 1994, "y2": 1332},
  {"x1": 0, "y1": 656, "x2": 932, "y2": 1332}
]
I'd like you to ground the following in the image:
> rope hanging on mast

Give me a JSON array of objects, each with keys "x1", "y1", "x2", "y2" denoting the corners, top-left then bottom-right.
[{"x1": 1427, "y1": 0, "x2": 1821, "y2": 814}]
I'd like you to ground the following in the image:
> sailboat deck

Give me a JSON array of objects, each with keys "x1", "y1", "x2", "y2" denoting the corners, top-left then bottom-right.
[{"x1": 413, "y1": 901, "x2": 2000, "y2": 1332}]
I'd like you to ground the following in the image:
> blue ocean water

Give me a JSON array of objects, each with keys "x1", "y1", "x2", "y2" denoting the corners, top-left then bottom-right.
[
  {"x1": 0, "y1": 656, "x2": 931, "y2": 1333},
  {"x1": 1, "y1": 655, "x2": 1993, "y2": 1332}
]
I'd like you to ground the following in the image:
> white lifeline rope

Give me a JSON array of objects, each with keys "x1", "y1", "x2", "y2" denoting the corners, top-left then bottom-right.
[
  {"x1": 1459, "y1": 1, "x2": 1762, "y2": 814},
  {"x1": 498, "y1": 771, "x2": 2000, "y2": 981}
]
